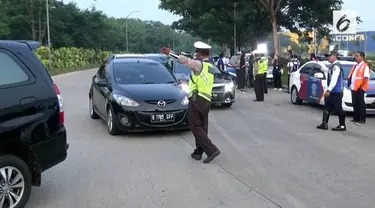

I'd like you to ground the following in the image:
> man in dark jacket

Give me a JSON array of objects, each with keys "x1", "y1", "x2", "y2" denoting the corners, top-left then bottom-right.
[{"x1": 273, "y1": 58, "x2": 282, "y2": 91}]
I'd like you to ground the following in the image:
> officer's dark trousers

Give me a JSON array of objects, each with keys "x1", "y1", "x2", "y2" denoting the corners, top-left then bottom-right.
[
  {"x1": 236, "y1": 69, "x2": 246, "y2": 89},
  {"x1": 188, "y1": 95, "x2": 219, "y2": 156},
  {"x1": 254, "y1": 74, "x2": 265, "y2": 101},
  {"x1": 273, "y1": 71, "x2": 282, "y2": 88},
  {"x1": 351, "y1": 89, "x2": 366, "y2": 122},
  {"x1": 287, "y1": 74, "x2": 290, "y2": 92},
  {"x1": 248, "y1": 70, "x2": 254, "y2": 88},
  {"x1": 323, "y1": 92, "x2": 345, "y2": 125},
  {"x1": 263, "y1": 72, "x2": 268, "y2": 93}
]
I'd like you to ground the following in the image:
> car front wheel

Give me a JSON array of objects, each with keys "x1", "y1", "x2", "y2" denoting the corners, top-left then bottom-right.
[
  {"x1": 89, "y1": 96, "x2": 99, "y2": 119},
  {"x1": 291, "y1": 86, "x2": 303, "y2": 105},
  {"x1": 107, "y1": 106, "x2": 120, "y2": 135},
  {"x1": 0, "y1": 155, "x2": 32, "y2": 208}
]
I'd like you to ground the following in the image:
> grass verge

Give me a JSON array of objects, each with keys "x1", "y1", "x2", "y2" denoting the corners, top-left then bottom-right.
[{"x1": 47, "y1": 64, "x2": 100, "y2": 76}]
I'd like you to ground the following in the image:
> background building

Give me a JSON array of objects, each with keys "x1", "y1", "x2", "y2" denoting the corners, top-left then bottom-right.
[{"x1": 330, "y1": 31, "x2": 375, "y2": 55}]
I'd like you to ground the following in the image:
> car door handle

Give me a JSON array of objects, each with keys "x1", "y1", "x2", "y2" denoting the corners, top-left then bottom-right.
[
  {"x1": 19, "y1": 97, "x2": 38, "y2": 114},
  {"x1": 20, "y1": 97, "x2": 37, "y2": 106}
]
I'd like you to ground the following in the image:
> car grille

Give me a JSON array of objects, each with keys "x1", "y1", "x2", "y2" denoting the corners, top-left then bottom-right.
[
  {"x1": 366, "y1": 94, "x2": 375, "y2": 98},
  {"x1": 144, "y1": 99, "x2": 176, "y2": 105},
  {"x1": 135, "y1": 109, "x2": 187, "y2": 126},
  {"x1": 213, "y1": 86, "x2": 225, "y2": 91}
]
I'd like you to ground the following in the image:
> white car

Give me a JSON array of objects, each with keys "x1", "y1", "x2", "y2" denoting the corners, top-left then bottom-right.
[{"x1": 289, "y1": 60, "x2": 375, "y2": 113}]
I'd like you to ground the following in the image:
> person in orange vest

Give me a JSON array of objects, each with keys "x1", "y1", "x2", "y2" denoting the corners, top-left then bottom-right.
[{"x1": 347, "y1": 51, "x2": 370, "y2": 125}]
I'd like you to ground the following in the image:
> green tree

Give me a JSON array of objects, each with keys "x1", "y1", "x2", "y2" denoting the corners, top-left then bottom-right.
[{"x1": 159, "y1": 0, "x2": 270, "y2": 53}]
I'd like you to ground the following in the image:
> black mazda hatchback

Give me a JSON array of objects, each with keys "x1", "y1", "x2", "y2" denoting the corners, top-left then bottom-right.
[{"x1": 89, "y1": 59, "x2": 190, "y2": 135}]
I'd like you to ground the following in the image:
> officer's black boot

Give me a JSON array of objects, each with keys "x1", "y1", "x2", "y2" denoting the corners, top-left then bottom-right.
[
  {"x1": 316, "y1": 110, "x2": 329, "y2": 130},
  {"x1": 332, "y1": 113, "x2": 347, "y2": 131}
]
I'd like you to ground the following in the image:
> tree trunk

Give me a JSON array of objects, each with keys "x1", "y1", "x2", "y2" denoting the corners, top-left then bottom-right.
[
  {"x1": 29, "y1": 0, "x2": 36, "y2": 40},
  {"x1": 270, "y1": 14, "x2": 278, "y2": 58}
]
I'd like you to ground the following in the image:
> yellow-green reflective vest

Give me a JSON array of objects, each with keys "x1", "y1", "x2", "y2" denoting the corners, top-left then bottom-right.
[
  {"x1": 258, "y1": 56, "x2": 268, "y2": 74},
  {"x1": 188, "y1": 61, "x2": 214, "y2": 101}
]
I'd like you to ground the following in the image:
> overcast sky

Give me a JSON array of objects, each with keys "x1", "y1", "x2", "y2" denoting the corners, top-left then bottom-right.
[{"x1": 71, "y1": 0, "x2": 373, "y2": 31}]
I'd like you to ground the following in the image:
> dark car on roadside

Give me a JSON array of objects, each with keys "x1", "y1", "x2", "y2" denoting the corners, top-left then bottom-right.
[
  {"x1": 0, "y1": 40, "x2": 69, "y2": 207},
  {"x1": 89, "y1": 58, "x2": 190, "y2": 135}
]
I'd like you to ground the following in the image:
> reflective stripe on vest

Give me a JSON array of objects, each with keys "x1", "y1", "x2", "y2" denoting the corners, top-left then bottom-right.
[
  {"x1": 188, "y1": 61, "x2": 214, "y2": 101},
  {"x1": 348, "y1": 63, "x2": 369, "y2": 91},
  {"x1": 258, "y1": 57, "x2": 268, "y2": 74}
]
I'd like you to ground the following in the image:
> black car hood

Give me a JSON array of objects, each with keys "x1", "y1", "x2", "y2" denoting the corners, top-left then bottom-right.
[
  {"x1": 115, "y1": 84, "x2": 185, "y2": 100},
  {"x1": 174, "y1": 73, "x2": 231, "y2": 84}
]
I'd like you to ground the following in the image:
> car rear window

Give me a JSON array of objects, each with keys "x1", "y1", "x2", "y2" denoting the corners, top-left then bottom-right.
[
  {"x1": 0, "y1": 52, "x2": 29, "y2": 86},
  {"x1": 113, "y1": 62, "x2": 176, "y2": 84}
]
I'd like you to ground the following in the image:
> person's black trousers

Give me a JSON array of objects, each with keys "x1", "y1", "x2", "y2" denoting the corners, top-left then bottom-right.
[
  {"x1": 322, "y1": 92, "x2": 345, "y2": 125},
  {"x1": 263, "y1": 72, "x2": 268, "y2": 93},
  {"x1": 248, "y1": 69, "x2": 254, "y2": 88},
  {"x1": 287, "y1": 74, "x2": 290, "y2": 92},
  {"x1": 254, "y1": 74, "x2": 265, "y2": 101},
  {"x1": 273, "y1": 71, "x2": 282, "y2": 88},
  {"x1": 236, "y1": 69, "x2": 246, "y2": 89},
  {"x1": 188, "y1": 95, "x2": 219, "y2": 156},
  {"x1": 351, "y1": 89, "x2": 366, "y2": 122}
]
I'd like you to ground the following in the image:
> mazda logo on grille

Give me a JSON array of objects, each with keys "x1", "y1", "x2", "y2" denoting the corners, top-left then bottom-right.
[{"x1": 157, "y1": 100, "x2": 166, "y2": 107}]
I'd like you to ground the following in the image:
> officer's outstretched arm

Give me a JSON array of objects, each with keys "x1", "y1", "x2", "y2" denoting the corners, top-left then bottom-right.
[{"x1": 168, "y1": 50, "x2": 203, "y2": 73}]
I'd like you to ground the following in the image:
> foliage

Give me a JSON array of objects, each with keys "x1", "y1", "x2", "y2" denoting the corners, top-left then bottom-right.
[
  {"x1": 0, "y1": 0, "x2": 218, "y2": 54},
  {"x1": 160, "y1": 0, "x2": 348, "y2": 55},
  {"x1": 34, "y1": 46, "x2": 110, "y2": 74},
  {"x1": 159, "y1": 0, "x2": 271, "y2": 53}
]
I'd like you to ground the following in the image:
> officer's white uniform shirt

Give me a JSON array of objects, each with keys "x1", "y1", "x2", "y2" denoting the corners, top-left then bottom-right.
[
  {"x1": 350, "y1": 61, "x2": 370, "y2": 90},
  {"x1": 322, "y1": 60, "x2": 341, "y2": 91}
]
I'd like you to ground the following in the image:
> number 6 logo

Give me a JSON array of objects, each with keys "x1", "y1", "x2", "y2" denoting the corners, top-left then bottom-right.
[
  {"x1": 332, "y1": 11, "x2": 357, "y2": 34},
  {"x1": 336, "y1": 14, "x2": 351, "y2": 32}
]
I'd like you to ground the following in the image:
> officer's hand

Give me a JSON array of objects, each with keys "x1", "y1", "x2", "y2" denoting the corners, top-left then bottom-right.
[
  {"x1": 323, "y1": 91, "x2": 330, "y2": 97},
  {"x1": 160, "y1": 47, "x2": 171, "y2": 55}
]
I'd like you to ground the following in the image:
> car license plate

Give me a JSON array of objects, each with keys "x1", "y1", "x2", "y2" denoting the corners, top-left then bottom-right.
[{"x1": 151, "y1": 113, "x2": 174, "y2": 122}]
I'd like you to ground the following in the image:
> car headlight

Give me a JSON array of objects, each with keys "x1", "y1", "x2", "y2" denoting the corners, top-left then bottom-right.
[
  {"x1": 180, "y1": 83, "x2": 189, "y2": 93},
  {"x1": 113, "y1": 94, "x2": 139, "y2": 107},
  {"x1": 225, "y1": 82, "x2": 234, "y2": 92},
  {"x1": 181, "y1": 95, "x2": 189, "y2": 105}
]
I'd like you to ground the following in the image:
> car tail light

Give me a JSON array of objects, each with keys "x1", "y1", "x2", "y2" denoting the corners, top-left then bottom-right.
[{"x1": 53, "y1": 83, "x2": 64, "y2": 124}]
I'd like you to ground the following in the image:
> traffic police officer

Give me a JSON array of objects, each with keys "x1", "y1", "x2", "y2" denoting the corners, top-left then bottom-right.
[
  {"x1": 253, "y1": 52, "x2": 268, "y2": 101},
  {"x1": 161, "y1": 42, "x2": 221, "y2": 163},
  {"x1": 316, "y1": 51, "x2": 346, "y2": 131},
  {"x1": 260, "y1": 53, "x2": 269, "y2": 94}
]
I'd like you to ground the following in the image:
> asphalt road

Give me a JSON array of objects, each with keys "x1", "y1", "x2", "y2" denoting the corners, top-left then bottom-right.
[{"x1": 26, "y1": 69, "x2": 375, "y2": 208}]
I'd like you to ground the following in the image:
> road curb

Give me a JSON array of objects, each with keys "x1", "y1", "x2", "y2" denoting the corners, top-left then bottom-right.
[{"x1": 52, "y1": 68, "x2": 97, "y2": 78}]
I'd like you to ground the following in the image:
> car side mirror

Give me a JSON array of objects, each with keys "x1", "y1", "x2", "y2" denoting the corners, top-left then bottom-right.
[
  {"x1": 313, "y1": 72, "x2": 324, "y2": 79},
  {"x1": 96, "y1": 79, "x2": 108, "y2": 87}
]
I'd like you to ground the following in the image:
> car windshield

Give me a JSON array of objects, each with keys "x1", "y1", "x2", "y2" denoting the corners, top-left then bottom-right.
[
  {"x1": 145, "y1": 55, "x2": 169, "y2": 63},
  {"x1": 146, "y1": 55, "x2": 173, "y2": 71},
  {"x1": 115, "y1": 56, "x2": 146, "y2": 59},
  {"x1": 325, "y1": 64, "x2": 375, "y2": 80},
  {"x1": 114, "y1": 62, "x2": 176, "y2": 84},
  {"x1": 174, "y1": 62, "x2": 222, "y2": 74}
]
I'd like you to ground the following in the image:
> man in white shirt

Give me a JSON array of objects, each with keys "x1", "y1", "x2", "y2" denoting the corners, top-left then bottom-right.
[
  {"x1": 316, "y1": 51, "x2": 346, "y2": 131},
  {"x1": 347, "y1": 51, "x2": 370, "y2": 125},
  {"x1": 287, "y1": 56, "x2": 299, "y2": 93}
]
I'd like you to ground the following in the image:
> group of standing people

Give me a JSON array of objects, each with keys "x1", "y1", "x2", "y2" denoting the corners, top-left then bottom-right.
[{"x1": 316, "y1": 51, "x2": 370, "y2": 131}]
